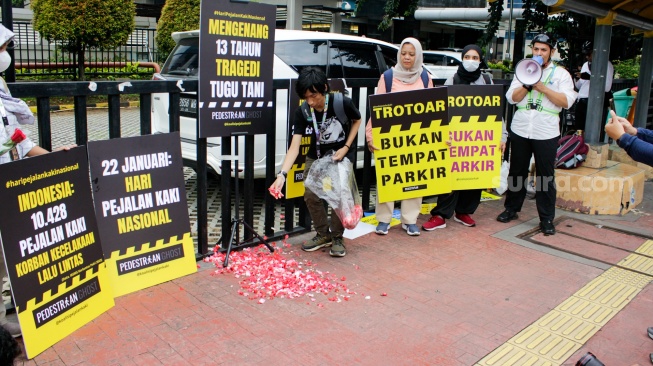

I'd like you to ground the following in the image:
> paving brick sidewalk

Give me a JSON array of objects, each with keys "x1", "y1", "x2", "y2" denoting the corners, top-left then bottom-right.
[{"x1": 9, "y1": 182, "x2": 653, "y2": 365}]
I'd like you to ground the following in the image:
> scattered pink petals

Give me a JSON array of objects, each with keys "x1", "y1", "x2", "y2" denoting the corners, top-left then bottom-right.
[
  {"x1": 280, "y1": 214, "x2": 285, "y2": 219},
  {"x1": 196, "y1": 264, "x2": 201, "y2": 269},
  {"x1": 340, "y1": 276, "x2": 346, "y2": 281},
  {"x1": 179, "y1": 287, "x2": 184, "y2": 291},
  {"x1": 381, "y1": 292, "x2": 387, "y2": 296},
  {"x1": 205, "y1": 244, "x2": 350, "y2": 304},
  {"x1": 268, "y1": 187, "x2": 284, "y2": 199}
]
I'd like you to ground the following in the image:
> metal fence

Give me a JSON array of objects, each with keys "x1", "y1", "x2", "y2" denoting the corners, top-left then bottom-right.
[
  {"x1": 11, "y1": 22, "x2": 164, "y2": 78},
  {"x1": 7, "y1": 77, "x2": 649, "y2": 258}
]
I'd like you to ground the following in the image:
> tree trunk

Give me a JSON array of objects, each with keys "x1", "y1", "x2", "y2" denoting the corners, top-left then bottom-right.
[{"x1": 77, "y1": 46, "x2": 86, "y2": 81}]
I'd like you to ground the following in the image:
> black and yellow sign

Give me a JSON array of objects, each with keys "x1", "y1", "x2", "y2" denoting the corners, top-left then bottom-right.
[
  {"x1": 369, "y1": 87, "x2": 450, "y2": 203},
  {"x1": 0, "y1": 147, "x2": 114, "y2": 358},
  {"x1": 87, "y1": 133, "x2": 196, "y2": 297},
  {"x1": 198, "y1": 1, "x2": 276, "y2": 137},
  {"x1": 285, "y1": 79, "x2": 347, "y2": 199},
  {"x1": 447, "y1": 85, "x2": 504, "y2": 190}
]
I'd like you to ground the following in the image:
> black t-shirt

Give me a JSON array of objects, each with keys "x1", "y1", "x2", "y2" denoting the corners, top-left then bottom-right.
[{"x1": 292, "y1": 94, "x2": 361, "y2": 159}]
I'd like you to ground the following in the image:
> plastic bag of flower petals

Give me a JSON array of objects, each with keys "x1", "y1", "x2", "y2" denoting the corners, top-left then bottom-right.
[{"x1": 304, "y1": 153, "x2": 362, "y2": 229}]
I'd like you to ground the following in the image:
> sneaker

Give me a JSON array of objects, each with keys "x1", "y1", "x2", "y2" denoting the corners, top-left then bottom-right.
[
  {"x1": 647, "y1": 326, "x2": 653, "y2": 340},
  {"x1": 453, "y1": 213, "x2": 476, "y2": 227},
  {"x1": 301, "y1": 234, "x2": 332, "y2": 252},
  {"x1": 329, "y1": 237, "x2": 346, "y2": 257},
  {"x1": 422, "y1": 215, "x2": 446, "y2": 231},
  {"x1": 375, "y1": 222, "x2": 389, "y2": 235},
  {"x1": 402, "y1": 223, "x2": 421, "y2": 236},
  {"x1": 496, "y1": 210, "x2": 518, "y2": 223},
  {"x1": 1, "y1": 321, "x2": 21, "y2": 338},
  {"x1": 540, "y1": 220, "x2": 555, "y2": 235}
]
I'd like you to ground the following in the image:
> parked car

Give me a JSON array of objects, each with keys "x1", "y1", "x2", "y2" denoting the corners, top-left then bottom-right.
[
  {"x1": 437, "y1": 47, "x2": 464, "y2": 52},
  {"x1": 151, "y1": 29, "x2": 401, "y2": 178},
  {"x1": 422, "y1": 50, "x2": 462, "y2": 79}
]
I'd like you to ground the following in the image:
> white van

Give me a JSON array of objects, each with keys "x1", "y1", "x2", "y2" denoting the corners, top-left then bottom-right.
[
  {"x1": 151, "y1": 29, "x2": 401, "y2": 178},
  {"x1": 422, "y1": 50, "x2": 462, "y2": 79}
]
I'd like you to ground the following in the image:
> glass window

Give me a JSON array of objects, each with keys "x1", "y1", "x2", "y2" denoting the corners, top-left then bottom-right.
[
  {"x1": 380, "y1": 45, "x2": 398, "y2": 70},
  {"x1": 162, "y1": 38, "x2": 199, "y2": 76},
  {"x1": 423, "y1": 53, "x2": 445, "y2": 66},
  {"x1": 275, "y1": 40, "x2": 328, "y2": 75},
  {"x1": 327, "y1": 44, "x2": 344, "y2": 79},
  {"x1": 331, "y1": 41, "x2": 380, "y2": 78},
  {"x1": 445, "y1": 56, "x2": 461, "y2": 67}
]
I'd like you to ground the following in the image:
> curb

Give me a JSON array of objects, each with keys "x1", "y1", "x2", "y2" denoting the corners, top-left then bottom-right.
[{"x1": 28, "y1": 100, "x2": 140, "y2": 113}]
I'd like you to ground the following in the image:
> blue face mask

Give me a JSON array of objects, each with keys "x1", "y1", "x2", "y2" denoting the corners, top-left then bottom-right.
[{"x1": 532, "y1": 55, "x2": 544, "y2": 65}]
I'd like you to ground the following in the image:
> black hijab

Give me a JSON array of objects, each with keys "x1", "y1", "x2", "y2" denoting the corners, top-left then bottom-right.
[{"x1": 455, "y1": 44, "x2": 483, "y2": 84}]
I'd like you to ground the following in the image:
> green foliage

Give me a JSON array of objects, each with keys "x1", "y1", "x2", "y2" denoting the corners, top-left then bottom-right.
[
  {"x1": 31, "y1": 0, "x2": 135, "y2": 80},
  {"x1": 478, "y1": 0, "x2": 504, "y2": 48},
  {"x1": 156, "y1": 0, "x2": 200, "y2": 58},
  {"x1": 613, "y1": 56, "x2": 640, "y2": 79},
  {"x1": 356, "y1": 0, "x2": 419, "y2": 31},
  {"x1": 487, "y1": 61, "x2": 512, "y2": 73},
  {"x1": 16, "y1": 64, "x2": 155, "y2": 81},
  {"x1": 32, "y1": 0, "x2": 135, "y2": 49}
]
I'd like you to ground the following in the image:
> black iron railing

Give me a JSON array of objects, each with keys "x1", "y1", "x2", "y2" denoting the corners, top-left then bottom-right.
[{"x1": 9, "y1": 77, "x2": 648, "y2": 258}]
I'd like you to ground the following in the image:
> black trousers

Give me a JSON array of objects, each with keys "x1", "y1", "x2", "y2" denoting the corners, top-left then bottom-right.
[
  {"x1": 574, "y1": 98, "x2": 588, "y2": 131},
  {"x1": 504, "y1": 132, "x2": 559, "y2": 222},
  {"x1": 574, "y1": 97, "x2": 610, "y2": 141},
  {"x1": 430, "y1": 189, "x2": 482, "y2": 219}
]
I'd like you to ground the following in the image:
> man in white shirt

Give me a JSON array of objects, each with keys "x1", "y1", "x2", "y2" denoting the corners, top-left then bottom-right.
[
  {"x1": 497, "y1": 34, "x2": 577, "y2": 235},
  {"x1": 574, "y1": 41, "x2": 614, "y2": 140}
]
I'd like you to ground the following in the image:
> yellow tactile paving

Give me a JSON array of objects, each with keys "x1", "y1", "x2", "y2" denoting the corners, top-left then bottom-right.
[
  {"x1": 635, "y1": 239, "x2": 653, "y2": 256},
  {"x1": 477, "y1": 248, "x2": 653, "y2": 365},
  {"x1": 619, "y1": 252, "x2": 653, "y2": 276}
]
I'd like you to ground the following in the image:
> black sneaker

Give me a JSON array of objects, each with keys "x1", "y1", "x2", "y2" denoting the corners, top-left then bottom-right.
[
  {"x1": 301, "y1": 234, "x2": 332, "y2": 252},
  {"x1": 497, "y1": 210, "x2": 518, "y2": 223},
  {"x1": 647, "y1": 326, "x2": 653, "y2": 340},
  {"x1": 329, "y1": 236, "x2": 346, "y2": 257},
  {"x1": 540, "y1": 220, "x2": 555, "y2": 235}
]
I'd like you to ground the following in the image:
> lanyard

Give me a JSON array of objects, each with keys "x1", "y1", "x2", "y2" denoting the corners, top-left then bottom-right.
[
  {"x1": 0, "y1": 97, "x2": 10, "y2": 126},
  {"x1": 309, "y1": 93, "x2": 329, "y2": 159},
  {"x1": 523, "y1": 64, "x2": 558, "y2": 114}
]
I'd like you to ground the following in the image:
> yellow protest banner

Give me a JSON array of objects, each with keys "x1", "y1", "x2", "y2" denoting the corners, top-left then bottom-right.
[
  {"x1": 447, "y1": 85, "x2": 504, "y2": 190},
  {"x1": 369, "y1": 87, "x2": 451, "y2": 203}
]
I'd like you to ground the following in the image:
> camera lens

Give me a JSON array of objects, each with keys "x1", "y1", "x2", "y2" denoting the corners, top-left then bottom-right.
[{"x1": 576, "y1": 352, "x2": 605, "y2": 366}]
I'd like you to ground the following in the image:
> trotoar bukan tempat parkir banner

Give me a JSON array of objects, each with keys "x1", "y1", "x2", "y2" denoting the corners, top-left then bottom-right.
[
  {"x1": 198, "y1": 0, "x2": 276, "y2": 137},
  {"x1": 87, "y1": 133, "x2": 196, "y2": 297},
  {"x1": 447, "y1": 85, "x2": 504, "y2": 190},
  {"x1": 0, "y1": 147, "x2": 114, "y2": 359},
  {"x1": 369, "y1": 87, "x2": 450, "y2": 203}
]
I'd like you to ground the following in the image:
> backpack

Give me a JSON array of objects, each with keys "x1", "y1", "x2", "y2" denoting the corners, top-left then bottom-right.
[
  {"x1": 383, "y1": 68, "x2": 430, "y2": 92},
  {"x1": 555, "y1": 131, "x2": 589, "y2": 169},
  {"x1": 300, "y1": 92, "x2": 349, "y2": 129},
  {"x1": 452, "y1": 73, "x2": 491, "y2": 85}
]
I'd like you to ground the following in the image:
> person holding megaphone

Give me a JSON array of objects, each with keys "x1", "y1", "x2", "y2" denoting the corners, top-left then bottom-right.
[{"x1": 496, "y1": 33, "x2": 577, "y2": 236}]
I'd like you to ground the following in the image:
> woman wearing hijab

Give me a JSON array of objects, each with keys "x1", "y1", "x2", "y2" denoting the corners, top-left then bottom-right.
[
  {"x1": 365, "y1": 37, "x2": 433, "y2": 236},
  {"x1": 422, "y1": 44, "x2": 507, "y2": 231}
]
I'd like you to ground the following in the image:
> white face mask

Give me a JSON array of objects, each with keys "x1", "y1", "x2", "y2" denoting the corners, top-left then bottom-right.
[
  {"x1": 462, "y1": 60, "x2": 480, "y2": 72},
  {"x1": 0, "y1": 51, "x2": 11, "y2": 73}
]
